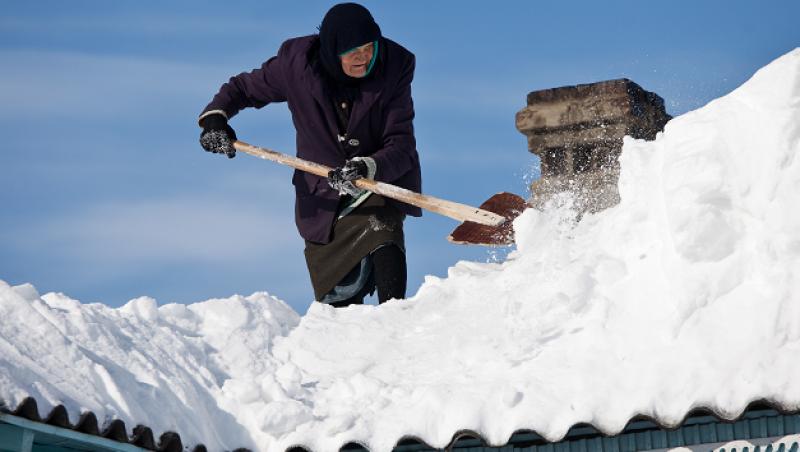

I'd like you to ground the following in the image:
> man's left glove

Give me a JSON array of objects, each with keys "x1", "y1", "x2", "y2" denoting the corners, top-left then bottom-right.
[
  {"x1": 199, "y1": 112, "x2": 237, "y2": 158},
  {"x1": 327, "y1": 157, "x2": 377, "y2": 196}
]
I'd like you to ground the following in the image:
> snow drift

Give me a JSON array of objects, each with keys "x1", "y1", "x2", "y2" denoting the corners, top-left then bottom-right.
[{"x1": 2, "y1": 48, "x2": 799, "y2": 451}]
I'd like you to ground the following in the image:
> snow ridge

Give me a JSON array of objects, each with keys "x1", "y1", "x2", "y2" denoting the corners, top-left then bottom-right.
[
  {"x1": 2, "y1": 48, "x2": 799, "y2": 451},
  {"x1": 0, "y1": 283, "x2": 299, "y2": 450}
]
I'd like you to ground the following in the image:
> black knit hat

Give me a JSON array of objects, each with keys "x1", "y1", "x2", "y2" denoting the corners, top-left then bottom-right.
[{"x1": 318, "y1": 3, "x2": 382, "y2": 83}]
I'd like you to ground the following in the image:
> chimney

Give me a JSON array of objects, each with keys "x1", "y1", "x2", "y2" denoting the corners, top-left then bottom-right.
[{"x1": 516, "y1": 79, "x2": 671, "y2": 214}]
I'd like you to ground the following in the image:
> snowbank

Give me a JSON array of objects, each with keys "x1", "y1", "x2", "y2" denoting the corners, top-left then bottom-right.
[
  {"x1": 0, "y1": 284, "x2": 299, "y2": 450},
  {"x1": 2, "y1": 48, "x2": 799, "y2": 451}
]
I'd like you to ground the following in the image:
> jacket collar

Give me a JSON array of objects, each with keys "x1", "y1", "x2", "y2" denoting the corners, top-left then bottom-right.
[
  {"x1": 306, "y1": 66, "x2": 340, "y2": 140},
  {"x1": 305, "y1": 61, "x2": 382, "y2": 137},
  {"x1": 347, "y1": 75, "x2": 381, "y2": 132}
]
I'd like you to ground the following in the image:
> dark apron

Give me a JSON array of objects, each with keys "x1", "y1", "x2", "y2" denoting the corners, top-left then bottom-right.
[{"x1": 304, "y1": 194, "x2": 405, "y2": 301}]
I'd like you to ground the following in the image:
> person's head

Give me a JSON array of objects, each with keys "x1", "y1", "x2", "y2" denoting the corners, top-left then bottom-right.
[
  {"x1": 339, "y1": 41, "x2": 375, "y2": 78},
  {"x1": 318, "y1": 3, "x2": 381, "y2": 83}
]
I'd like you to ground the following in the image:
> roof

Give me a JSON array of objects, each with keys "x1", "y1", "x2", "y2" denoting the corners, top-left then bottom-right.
[
  {"x1": 3, "y1": 397, "x2": 799, "y2": 451},
  {"x1": 0, "y1": 397, "x2": 213, "y2": 452},
  {"x1": 330, "y1": 400, "x2": 800, "y2": 451}
]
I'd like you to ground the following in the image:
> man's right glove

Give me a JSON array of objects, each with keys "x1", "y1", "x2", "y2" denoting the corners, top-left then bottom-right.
[{"x1": 199, "y1": 113, "x2": 237, "y2": 158}]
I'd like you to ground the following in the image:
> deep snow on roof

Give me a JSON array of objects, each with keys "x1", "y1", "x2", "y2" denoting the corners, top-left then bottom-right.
[{"x1": 1, "y1": 48, "x2": 799, "y2": 452}]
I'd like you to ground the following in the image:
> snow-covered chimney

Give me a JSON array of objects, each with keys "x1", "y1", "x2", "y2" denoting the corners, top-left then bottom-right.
[{"x1": 516, "y1": 79, "x2": 671, "y2": 214}]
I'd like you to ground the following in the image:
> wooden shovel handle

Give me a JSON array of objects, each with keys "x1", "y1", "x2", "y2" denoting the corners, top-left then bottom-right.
[{"x1": 232, "y1": 140, "x2": 505, "y2": 227}]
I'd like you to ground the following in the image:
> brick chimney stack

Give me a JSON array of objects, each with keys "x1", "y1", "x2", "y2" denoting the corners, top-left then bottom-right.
[{"x1": 516, "y1": 79, "x2": 671, "y2": 214}]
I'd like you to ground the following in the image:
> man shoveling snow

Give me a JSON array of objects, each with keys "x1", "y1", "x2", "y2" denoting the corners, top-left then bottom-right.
[{"x1": 198, "y1": 3, "x2": 420, "y2": 308}]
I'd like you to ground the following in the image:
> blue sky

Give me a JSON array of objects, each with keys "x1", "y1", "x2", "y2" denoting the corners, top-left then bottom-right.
[{"x1": 1, "y1": 1, "x2": 798, "y2": 313}]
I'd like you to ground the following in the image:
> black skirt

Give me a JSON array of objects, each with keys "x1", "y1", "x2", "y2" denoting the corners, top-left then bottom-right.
[{"x1": 304, "y1": 194, "x2": 405, "y2": 301}]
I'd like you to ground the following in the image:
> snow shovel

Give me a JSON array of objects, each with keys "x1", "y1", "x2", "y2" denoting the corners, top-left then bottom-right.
[{"x1": 233, "y1": 140, "x2": 528, "y2": 246}]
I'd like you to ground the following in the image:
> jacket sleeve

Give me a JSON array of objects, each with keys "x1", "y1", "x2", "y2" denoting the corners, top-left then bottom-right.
[
  {"x1": 199, "y1": 43, "x2": 289, "y2": 121},
  {"x1": 369, "y1": 54, "x2": 419, "y2": 184}
]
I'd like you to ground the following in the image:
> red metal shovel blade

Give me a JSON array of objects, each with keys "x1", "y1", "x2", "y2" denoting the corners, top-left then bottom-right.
[{"x1": 447, "y1": 192, "x2": 529, "y2": 246}]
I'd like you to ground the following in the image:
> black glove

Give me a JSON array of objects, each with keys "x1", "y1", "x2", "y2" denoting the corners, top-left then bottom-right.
[
  {"x1": 328, "y1": 159, "x2": 370, "y2": 196},
  {"x1": 199, "y1": 113, "x2": 237, "y2": 158}
]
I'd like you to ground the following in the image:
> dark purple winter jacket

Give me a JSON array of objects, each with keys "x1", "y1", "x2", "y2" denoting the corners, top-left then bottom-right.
[{"x1": 201, "y1": 35, "x2": 422, "y2": 244}]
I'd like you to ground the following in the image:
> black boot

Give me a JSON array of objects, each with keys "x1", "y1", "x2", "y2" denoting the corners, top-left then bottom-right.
[{"x1": 372, "y1": 244, "x2": 407, "y2": 303}]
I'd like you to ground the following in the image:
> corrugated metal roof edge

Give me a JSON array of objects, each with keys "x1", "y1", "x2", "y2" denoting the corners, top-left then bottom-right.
[
  {"x1": 0, "y1": 396, "x2": 248, "y2": 452},
  {"x1": 4, "y1": 396, "x2": 797, "y2": 451},
  {"x1": 286, "y1": 398, "x2": 800, "y2": 452}
]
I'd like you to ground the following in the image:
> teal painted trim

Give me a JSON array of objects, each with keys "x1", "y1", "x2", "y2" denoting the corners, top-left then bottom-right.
[
  {"x1": 0, "y1": 413, "x2": 147, "y2": 452},
  {"x1": 21, "y1": 429, "x2": 33, "y2": 452},
  {"x1": 0, "y1": 424, "x2": 33, "y2": 452}
]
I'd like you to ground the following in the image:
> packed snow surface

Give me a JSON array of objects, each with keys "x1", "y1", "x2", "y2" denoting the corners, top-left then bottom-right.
[{"x1": 2, "y1": 49, "x2": 800, "y2": 451}]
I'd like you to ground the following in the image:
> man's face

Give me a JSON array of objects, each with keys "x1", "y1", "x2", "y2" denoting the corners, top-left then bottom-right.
[{"x1": 340, "y1": 42, "x2": 374, "y2": 78}]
